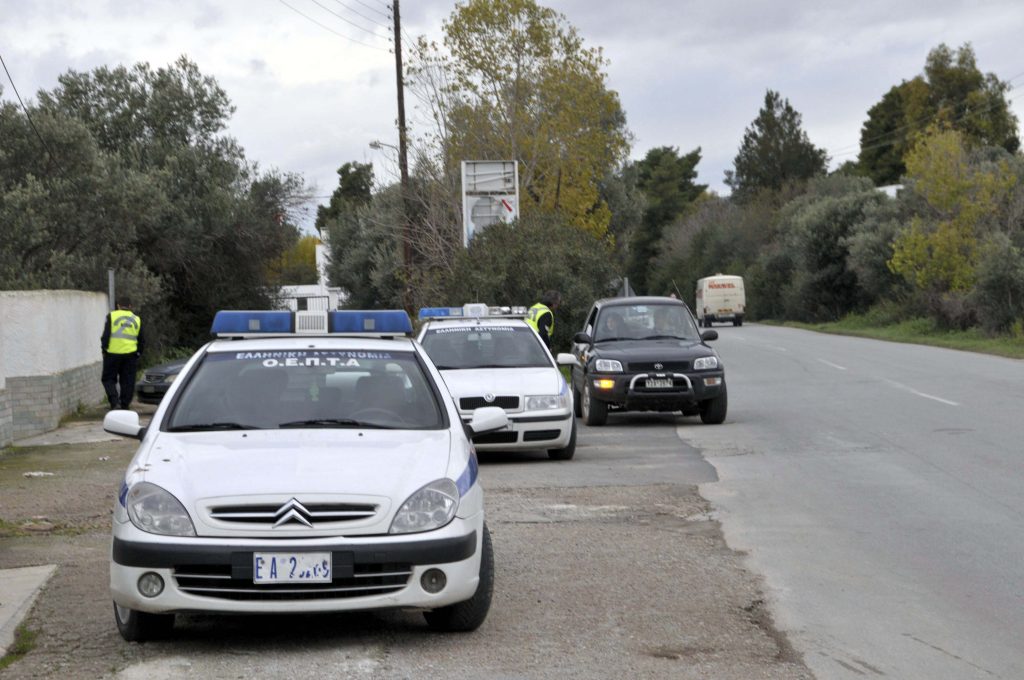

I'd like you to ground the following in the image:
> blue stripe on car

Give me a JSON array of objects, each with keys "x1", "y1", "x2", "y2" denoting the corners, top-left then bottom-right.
[{"x1": 454, "y1": 454, "x2": 479, "y2": 496}]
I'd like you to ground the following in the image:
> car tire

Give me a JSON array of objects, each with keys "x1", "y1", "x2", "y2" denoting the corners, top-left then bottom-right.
[
  {"x1": 424, "y1": 524, "x2": 494, "y2": 632},
  {"x1": 113, "y1": 602, "x2": 174, "y2": 642},
  {"x1": 699, "y1": 385, "x2": 728, "y2": 425},
  {"x1": 582, "y1": 382, "x2": 608, "y2": 426},
  {"x1": 548, "y1": 418, "x2": 576, "y2": 460},
  {"x1": 572, "y1": 384, "x2": 582, "y2": 418}
]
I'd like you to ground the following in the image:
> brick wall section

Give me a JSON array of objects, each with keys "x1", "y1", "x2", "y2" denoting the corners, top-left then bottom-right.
[
  {"x1": 5, "y1": 362, "x2": 104, "y2": 444},
  {"x1": 0, "y1": 387, "x2": 11, "y2": 447}
]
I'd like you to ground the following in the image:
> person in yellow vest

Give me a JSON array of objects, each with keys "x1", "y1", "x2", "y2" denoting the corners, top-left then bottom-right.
[
  {"x1": 101, "y1": 297, "x2": 145, "y2": 410},
  {"x1": 525, "y1": 290, "x2": 561, "y2": 350}
]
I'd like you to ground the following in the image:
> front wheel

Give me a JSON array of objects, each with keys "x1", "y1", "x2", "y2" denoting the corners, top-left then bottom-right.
[
  {"x1": 699, "y1": 385, "x2": 728, "y2": 425},
  {"x1": 548, "y1": 419, "x2": 576, "y2": 460},
  {"x1": 113, "y1": 602, "x2": 174, "y2": 642},
  {"x1": 424, "y1": 524, "x2": 494, "y2": 632},
  {"x1": 582, "y1": 382, "x2": 608, "y2": 426}
]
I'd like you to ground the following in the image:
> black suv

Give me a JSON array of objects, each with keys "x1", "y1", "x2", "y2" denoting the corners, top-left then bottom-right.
[{"x1": 570, "y1": 296, "x2": 726, "y2": 426}]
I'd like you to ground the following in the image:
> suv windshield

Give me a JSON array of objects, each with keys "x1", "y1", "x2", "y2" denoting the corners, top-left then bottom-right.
[
  {"x1": 421, "y1": 325, "x2": 550, "y2": 369},
  {"x1": 595, "y1": 304, "x2": 700, "y2": 342},
  {"x1": 166, "y1": 349, "x2": 444, "y2": 431}
]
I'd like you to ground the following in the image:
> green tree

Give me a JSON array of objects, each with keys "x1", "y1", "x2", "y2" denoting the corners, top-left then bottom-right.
[
  {"x1": 857, "y1": 43, "x2": 1020, "y2": 185},
  {"x1": 272, "y1": 234, "x2": 320, "y2": 285},
  {"x1": 725, "y1": 90, "x2": 828, "y2": 201},
  {"x1": 1, "y1": 58, "x2": 305, "y2": 353},
  {"x1": 315, "y1": 161, "x2": 374, "y2": 233},
  {"x1": 627, "y1": 146, "x2": 706, "y2": 293},
  {"x1": 408, "y1": 0, "x2": 630, "y2": 238}
]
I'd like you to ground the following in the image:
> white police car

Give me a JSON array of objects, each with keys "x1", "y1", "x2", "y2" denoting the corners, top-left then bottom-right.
[
  {"x1": 103, "y1": 309, "x2": 508, "y2": 641},
  {"x1": 417, "y1": 304, "x2": 578, "y2": 460}
]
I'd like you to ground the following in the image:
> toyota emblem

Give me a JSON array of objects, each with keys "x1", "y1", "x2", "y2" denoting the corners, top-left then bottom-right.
[
  {"x1": 654, "y1": 363, "x2": 664, "y2": 370},
  {"x1": 483, "y1": 393, "x2": 496, "y2": 403}
]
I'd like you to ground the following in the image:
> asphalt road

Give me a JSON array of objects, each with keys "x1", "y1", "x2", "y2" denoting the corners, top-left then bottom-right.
[{"x1": 681, "y1": 324, "x2": 1024, "y2": 680}]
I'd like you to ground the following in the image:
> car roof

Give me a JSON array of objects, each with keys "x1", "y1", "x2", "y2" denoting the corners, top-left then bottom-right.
[
  {"x1": 204, "y1": 335, "x2": 420, "y2": 354},
  {"x1": 594, "y1": 296, "x2": 688, "y2": 308}
]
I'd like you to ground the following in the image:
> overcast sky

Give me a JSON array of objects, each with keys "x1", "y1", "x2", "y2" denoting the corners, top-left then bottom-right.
[{"x1": 3, "y1": 0, "x2": 1023, "y2": 228}]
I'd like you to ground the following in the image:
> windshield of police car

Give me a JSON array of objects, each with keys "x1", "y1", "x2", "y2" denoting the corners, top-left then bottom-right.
[
  {"x1": 595, "y1": 304, "x2": 700, "y2": 342},
  {"x1": 420, "y1": 325, "x2": 551, "y2": 369},
  {"x1": 165, "y1": 349, "x2": 444, "y2": 431}
]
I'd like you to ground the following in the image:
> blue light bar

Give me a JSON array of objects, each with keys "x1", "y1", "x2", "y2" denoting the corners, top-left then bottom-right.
[
  {"x1": 418, "y1": 307, "x2": 465, "y2": 320},
  {"x1": 328, "y1": 310, "x2": 412, "y2": 334},
  {"x1": 211, "y1": 311, "x2": 294, "y2": 335}
]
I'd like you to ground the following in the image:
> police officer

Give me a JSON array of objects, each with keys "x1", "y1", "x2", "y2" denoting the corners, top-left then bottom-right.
[
  {"x1": 525, "y1": 290, "x2": 561, "y2": 350},
  {"x1": 101, "y1": 296, "x2": 144, "y2": 410}
]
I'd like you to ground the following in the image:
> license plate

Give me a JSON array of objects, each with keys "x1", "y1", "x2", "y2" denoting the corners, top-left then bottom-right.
[
  {"x1": 253, "y1": 552, "x2": 332, "y2": 583},
  {"x1": 645, "y1": 378, "x2": 673, "y2": 389}
]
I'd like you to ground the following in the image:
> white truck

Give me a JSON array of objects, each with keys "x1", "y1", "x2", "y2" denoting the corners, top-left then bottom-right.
[{"x1": 695, "y1": 274, "x2": 745, "y2": 327}]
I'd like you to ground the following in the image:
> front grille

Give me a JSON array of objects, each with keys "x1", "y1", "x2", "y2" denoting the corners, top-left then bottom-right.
[
  {"x1": 173, "y1": 562, "x2": 412, "y2": 601},
  {"x1": 628, "y1": 361, "x2": 689, "y2": 372},
  {"x1": 460, "y1": 396, "x2": 519, "y2": 410},
  {"x1": 523, "y1": 430, "x2": 561, "y2": 442},
  {"x1": 142, "y1": 373, "x2": 166, "y2": 383},
  {"x1": 473, "y1": 431, "x2": 518, "y2": 444},
  {"x1": 210, "y1": 503, "x2": 377, "y2": 526}
]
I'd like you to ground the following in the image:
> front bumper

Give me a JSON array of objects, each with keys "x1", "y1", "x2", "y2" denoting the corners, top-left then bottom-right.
[
  {"x1": 462, "y1": 411, "x2": 573, "y2": 450},
  {"x1": 110, "y1": 513, "x2": 483, "y2": 614},
  {"x1": 587, "y1": 371, "x2": 725, "y2": 411}
]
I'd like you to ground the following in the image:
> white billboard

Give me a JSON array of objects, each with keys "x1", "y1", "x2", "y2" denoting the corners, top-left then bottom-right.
[{"x1": 461, "y1": 160, "x2": 519, "y2": 247}]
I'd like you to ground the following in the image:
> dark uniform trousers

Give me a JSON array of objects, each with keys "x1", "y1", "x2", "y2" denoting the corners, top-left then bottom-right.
[{"x1": 102, "y1": 353, "x2": 139, "y2": 410}]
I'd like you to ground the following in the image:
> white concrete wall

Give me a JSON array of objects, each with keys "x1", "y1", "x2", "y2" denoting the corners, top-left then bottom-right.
[
  {"x1": 0, "y1": 290, "x2": 108, "y2": 379},
  {"x1": 0, "y1": 290, "x2": 108, "y2": 446}
]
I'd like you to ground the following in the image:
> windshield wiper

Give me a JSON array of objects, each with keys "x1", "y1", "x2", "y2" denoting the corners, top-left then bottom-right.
[
  {"x1": 596, "y1": 336, "x2": 631, "y2": 343},
  {"x1": 168, "y1": 422, "x2": 260, "y2": 432},
  {"x1": 640, "y1": 334, "x2": 689, "y2": 340},
  {"x1": 278, "y1": 418, "x2": 394, "y2": 429}
]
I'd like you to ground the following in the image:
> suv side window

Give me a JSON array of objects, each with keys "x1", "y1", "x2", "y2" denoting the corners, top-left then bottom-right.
[{"x1": 584, "y1": 307, "x2": 598, "y2": 336}]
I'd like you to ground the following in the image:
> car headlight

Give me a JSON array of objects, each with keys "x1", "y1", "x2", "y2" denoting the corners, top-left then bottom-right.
[
  {"x1": 165, "y1": 373, "x2": 178, "y2": 384},
  {"x1": 526, "y1": 394, "x2": 570, "y2": 410},
  {"x1": 125, "y1": 482, "x2": 196, "y2": 537},
  {"x1": 390, "y1": 479, "x2": 460, "y2": 534},
  {"x1": 693, "y1": 356, "x2": 719, "y2": 370},
  {"x1": 595, "y1": 359, "x2": 623, "y2": 372}
]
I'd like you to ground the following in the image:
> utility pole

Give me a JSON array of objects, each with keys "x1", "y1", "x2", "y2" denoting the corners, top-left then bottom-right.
[{"x1": 392, "y1": 0, "x2": 412, "y2": 313}]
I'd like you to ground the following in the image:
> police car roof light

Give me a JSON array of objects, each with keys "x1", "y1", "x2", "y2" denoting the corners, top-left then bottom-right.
[
  {"x1": 418, "y1": 307, "x2": 465, "y2": 320},
  {"x1": 328, "y1": 310, "x2": 413, "y2": 335},
  {"x1": 463, "y1": 303, "x2": 489, "y2": 318},
  {"x1": 211, "y1": 310, "x2": 294, "y2": 336},
  {"x1": 211, "y1": 310, "x2": 412, "y2": 336}
]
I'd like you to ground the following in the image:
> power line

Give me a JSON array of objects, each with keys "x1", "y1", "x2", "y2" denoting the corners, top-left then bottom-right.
[
  {"x1": 307, "y1": 0, "x2": 381, "y2": 36},
  {"x1": 830, "y1": 69, "x2": 1024, "y2": 157},
  {"x1": 277, "y1": 0, "x2": 388, "y2": 50},
  {"x1": 0, "y1": 51, "x2": 64, "y2": 178},
  {"x1": 353, "y1": 0, "x2": 391, "y2": 19},
  {"x1": 332, "y1": 0, "x2": 390, "y2": 29},
  {"x1": 832, "y1": 90, "x2": 1024, "y2": 160}
]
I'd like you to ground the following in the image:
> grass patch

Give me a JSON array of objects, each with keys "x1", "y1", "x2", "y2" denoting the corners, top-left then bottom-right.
[
  {"x1": 772, "y1": 313, "x2": 1024, "y2": 359},
  {"x1": 0, "y1": 624, "x2": 38, "y2": 670}
]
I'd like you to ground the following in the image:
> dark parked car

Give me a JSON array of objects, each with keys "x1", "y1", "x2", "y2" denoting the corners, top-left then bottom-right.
[
  {"x1": 570, "y1": 296, "x2": 726, "y2": 426},
  {"x1": 135, "y1": 358, "x2": 188, "y2": 404}
]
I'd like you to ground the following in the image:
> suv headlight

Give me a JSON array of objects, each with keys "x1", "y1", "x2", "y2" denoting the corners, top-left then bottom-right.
[
  {"x1": 693, "y1": 356, "x2": 719, "y2": 370},
  {"x1": 595, "y1": 359, "x2": 623, "y2": 372},
  {"x1": 125, "y1": 482, "x2": 196, "y2": 537},
  {"x1": 390, "y1": 479, "x2": 460, "y2": 534},
  {"x1": 526, "y1": 394, "x2": 570, "y2": 410}
]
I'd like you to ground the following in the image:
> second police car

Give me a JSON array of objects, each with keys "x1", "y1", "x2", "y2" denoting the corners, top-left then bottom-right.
[
  {"x1": 417, "y1": 304, "x2": 579, "y2": 460},
  {"x1": 103, "y1": 309, "x2": 507, "y2": 641}
]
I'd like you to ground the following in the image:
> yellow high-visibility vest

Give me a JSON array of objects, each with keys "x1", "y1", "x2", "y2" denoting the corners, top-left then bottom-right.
[
  {"x1": 107, "y1": 310, "x2": 141, "y2": 354},
  {"x1": 525, "y1": 303, "x2": 554, "y2": 338}
]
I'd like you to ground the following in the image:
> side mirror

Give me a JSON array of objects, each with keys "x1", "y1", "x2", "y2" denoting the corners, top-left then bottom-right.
[
  {"x1": 555, "y1": 352, "x2": 580, "y2": 368},
  {"x1": 701, "y1": 330, "x2": 719, "y2": 342},
  {"x1": 467, "y1": 406, "x2": 509, "y2": 437},
  {"x1": 572, "y1": 332, "x2": 592, "y2": 345},
  {"x1": 103, "y1": 410, "x2": 146, "y2": 440}
]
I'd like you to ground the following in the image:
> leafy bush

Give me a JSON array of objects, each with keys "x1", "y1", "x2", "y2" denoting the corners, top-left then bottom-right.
[{"x1": 970, "y1": 233, "x2": 1024, "y2": 333}]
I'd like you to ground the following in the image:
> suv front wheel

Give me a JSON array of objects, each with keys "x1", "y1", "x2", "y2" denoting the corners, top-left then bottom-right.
[{"x1": 581, "y1": 381, "x2": 608, "y2": 426}]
